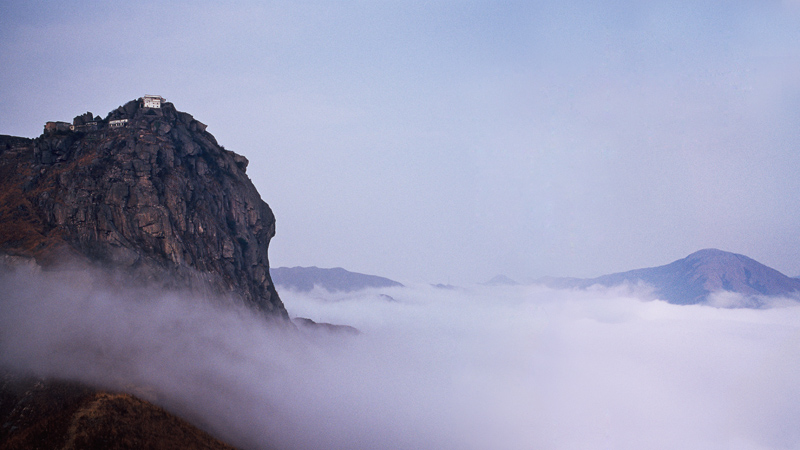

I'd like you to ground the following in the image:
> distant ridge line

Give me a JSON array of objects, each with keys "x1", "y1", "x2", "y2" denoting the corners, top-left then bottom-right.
[
  {"x1": 271, "y1": 266, "x2": 403, "y2": 292},
  {"x1": 536, "y1": 248, "x2": 800, "y2": 305}
]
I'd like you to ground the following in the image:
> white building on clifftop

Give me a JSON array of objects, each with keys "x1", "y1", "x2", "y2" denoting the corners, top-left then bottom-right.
[{"x1": 143, "y1": 95, "x2": 165, "y2": 108}]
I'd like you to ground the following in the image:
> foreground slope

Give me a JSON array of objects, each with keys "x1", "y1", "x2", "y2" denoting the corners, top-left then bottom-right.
[
  {"x1": 0, "y1": 377, "x2": 238, "y2": 450},
  {"x1": 539, "y1": 249, "x2": 800, "y2": 305},
  {"x1": 0, "y1": 97, "x2": 285, "y2": 316}
]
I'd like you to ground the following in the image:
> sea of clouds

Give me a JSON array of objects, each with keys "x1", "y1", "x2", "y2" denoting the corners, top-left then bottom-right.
[{"x1": 2, "y1": 265, "x2": 800, "y2": 450}]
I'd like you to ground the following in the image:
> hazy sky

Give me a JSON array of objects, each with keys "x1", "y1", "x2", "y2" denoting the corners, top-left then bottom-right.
[{"x1": 2, "y1": 1, "x2": 799, "y2": 284}]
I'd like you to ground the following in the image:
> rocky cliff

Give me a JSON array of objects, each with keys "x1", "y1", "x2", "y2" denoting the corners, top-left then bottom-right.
[{"x1": 0, "y1": 97, "x2": 285, "y2": 317}]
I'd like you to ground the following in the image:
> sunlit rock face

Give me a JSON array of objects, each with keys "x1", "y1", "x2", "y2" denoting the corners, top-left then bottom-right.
[{"x1": 0, "y1": 98, "x2": 285, "y2": 317}]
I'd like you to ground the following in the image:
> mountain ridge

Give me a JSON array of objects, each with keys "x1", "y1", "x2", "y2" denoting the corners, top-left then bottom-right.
[
  {"x1": 537, "y1": 248, "x2": 800, "y2": 305},
  {"x1": 271, "y1": 266, "x2": 403, "y2": 292}
]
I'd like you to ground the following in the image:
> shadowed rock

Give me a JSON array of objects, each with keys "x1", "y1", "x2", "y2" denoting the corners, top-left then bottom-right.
[{"x1": 0, "y1": 97, "x2": 285, "y2": 317}]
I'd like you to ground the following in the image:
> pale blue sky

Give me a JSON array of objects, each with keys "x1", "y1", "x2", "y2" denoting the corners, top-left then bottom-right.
[{"x1": 2, "y1": 1, "x2": 799, "y2": 284}]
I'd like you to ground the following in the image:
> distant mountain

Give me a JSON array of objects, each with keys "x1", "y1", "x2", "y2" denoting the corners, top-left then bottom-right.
[
  {"x1": 271, "y1": 266, "x2": 403, "y2": 292},
  {"x1": 483, "y1": 274, "x2": 519, "y2": 286},
  {"x1": 538, "y1": 249, "x2": 800, "y2": 305},
  {"x1": 293, "y1": 317, "x2": 360, "y2": 335}
]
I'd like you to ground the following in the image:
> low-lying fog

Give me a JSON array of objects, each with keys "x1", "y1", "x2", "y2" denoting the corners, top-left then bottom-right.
[{"x1": 2, "y1": 266, "x2": 799, "y2": 450}]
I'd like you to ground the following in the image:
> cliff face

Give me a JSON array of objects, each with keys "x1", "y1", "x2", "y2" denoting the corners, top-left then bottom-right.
[{"x1": 0, "y1": 98, "x2": 285, "y2": 317}]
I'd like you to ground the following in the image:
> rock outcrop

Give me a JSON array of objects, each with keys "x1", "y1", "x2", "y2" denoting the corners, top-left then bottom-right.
[{"x1": 0, "y1": 97, "x2": 285, "y2": 316}]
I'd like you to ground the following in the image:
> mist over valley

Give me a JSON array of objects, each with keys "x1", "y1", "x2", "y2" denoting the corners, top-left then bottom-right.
[{"x1": 3, "y1": 259, "x2": 800, "y2": 450}]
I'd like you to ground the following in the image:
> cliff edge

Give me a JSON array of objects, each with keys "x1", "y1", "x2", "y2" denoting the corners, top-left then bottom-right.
[{"x1": 0, "y1": 97, "x2": 285, "y2": 317}]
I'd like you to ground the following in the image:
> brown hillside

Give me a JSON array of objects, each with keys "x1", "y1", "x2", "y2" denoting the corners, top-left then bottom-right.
[{"x1": 0, "y1": 377, "x2": 239, "y2": 450}]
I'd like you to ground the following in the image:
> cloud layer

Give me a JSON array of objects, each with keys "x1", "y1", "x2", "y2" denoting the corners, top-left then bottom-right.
[{"x1": 2, "y1": 266, "x2": 800, "y2": 450}]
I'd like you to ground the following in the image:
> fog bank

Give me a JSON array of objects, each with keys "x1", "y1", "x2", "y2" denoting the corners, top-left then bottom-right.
[{"x1": 2, "y1": 266, "x2": 800, "y2": 450}]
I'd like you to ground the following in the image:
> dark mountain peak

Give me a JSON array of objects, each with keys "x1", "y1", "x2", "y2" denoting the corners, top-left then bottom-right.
[{"x1": 0, "y1": 97, "x2": 285, "y2": 316}]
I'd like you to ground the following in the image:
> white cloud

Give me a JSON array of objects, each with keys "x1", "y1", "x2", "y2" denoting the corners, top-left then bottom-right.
[{"x1": 2, "y1": 266, "x2": 800, "y2": 450}]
